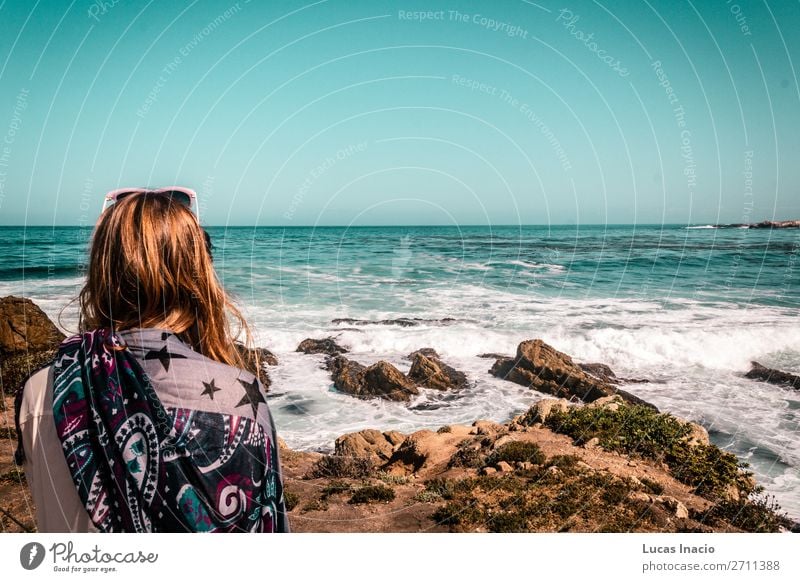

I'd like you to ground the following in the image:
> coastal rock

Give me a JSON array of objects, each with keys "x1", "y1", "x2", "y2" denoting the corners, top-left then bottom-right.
[
  {"x1": 658, "y1": 496, "x2": 689, "y2": 519},
  {"x1": 490, "y1": 339, "x2": 657, "y2": 408},
  {"x1": 335, "y1": 429, "x2": 405, "y2": 463},
  {"x1": 296, "y1": 337, "x2": 349, "y2": 356},
  {"x1": 386, "y1": 429, "x2": 455, "y2": 472},
  {"x1": 234, "y1": 344, "x2": 276, "y2": 391},
  {"x1": 579, "y1": 362, "x2": 650, "y2": 385},
  {"x1": 749, "y1": 220, "x2": 800, "y2": 229},
  {"x1": 407, "y1": 349, "x2": 468, "y2": 391},
  {"x1": 711, "y1": 220, "x2": 800, "y2": 229},
  {"x1": 0, "y1": 296, "x2": 64, "y2": 395},
  {"x1": 519, "y1": 398, "x2": 572, "y2": 425},
  {"x1": 0, "y1": 296, "x2": 64, "y2": 354},
  {"x1": 745, "y1": 361, "x2": 800, "y2": 389},
  {"x1": 327, "y1": 356, "x2": 419, "y2": 402}
]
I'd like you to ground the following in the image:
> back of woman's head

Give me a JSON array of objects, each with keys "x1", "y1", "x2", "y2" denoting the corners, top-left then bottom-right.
[{"x1": 78, "y1": 192, "x2": 251, "y2": 368}]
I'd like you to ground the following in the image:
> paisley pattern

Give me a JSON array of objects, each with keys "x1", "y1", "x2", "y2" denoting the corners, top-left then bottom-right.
[{"x1": 51, "y1": 328, "x2": 288, "y2": 533}]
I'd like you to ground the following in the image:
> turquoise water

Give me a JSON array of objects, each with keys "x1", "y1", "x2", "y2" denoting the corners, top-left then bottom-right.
[{"x1": 1, "y1": 224, "x2": 799, "y2": 518}]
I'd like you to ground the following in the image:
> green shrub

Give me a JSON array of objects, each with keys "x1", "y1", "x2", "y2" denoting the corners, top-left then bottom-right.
[
  {"x1": 486, "y1": 441, "x2": 546, "y2": 466},
  {"x1": 309, "y1": 455, "x2": 373, "y2": 479},
  {"x1": 283, "y1": 490, "x2": 299, "y2": 511},
  {"x1": 697, "y1": 493, "x2": 793, "y2": 533},
  {"x1": 377, "y1": 471, "x2": 411, "y2": 485},
  {"x1": 545, "y1": 403, "x2": 753, "y2": 500},
  {"x1": 424, "y1": 478, "x2": 457, "y2": 500},
  {"x1": 321, "y1": 480, "x2": 352, "y2": 497},
  {"x1": 349, "y1": 484, "x2": 395, "y2": 504}
]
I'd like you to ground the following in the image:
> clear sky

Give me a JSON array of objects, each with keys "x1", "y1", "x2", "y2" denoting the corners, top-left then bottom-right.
[{"x1": 0, "y1": 0, "x2": 798, "y2": 226}]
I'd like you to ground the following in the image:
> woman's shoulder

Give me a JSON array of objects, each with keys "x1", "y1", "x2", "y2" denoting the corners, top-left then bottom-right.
[{"x1": 117, "y1": 328, "x2": 269, "y2": 423}]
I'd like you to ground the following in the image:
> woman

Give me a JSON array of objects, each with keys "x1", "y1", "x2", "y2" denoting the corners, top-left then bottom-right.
[{"x1": 15, "y1": 187, "x2": 289, "y2": 533}]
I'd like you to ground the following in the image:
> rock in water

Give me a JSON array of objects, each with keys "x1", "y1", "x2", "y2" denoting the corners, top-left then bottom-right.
[
  {"x1": 234, "y1": 343, "x2": 275, "y2": 391},
  {"x1": 363, "y1": 361, "x2": 419, "y2": 401},
  {"x1": 296, "y1": 337, "x2": 349, "y2": 356},
  {"x1": 327, "y1": 356, "x2": 419, "y2": 402},
  {"x1": 0, "y1": 296, "x2": 65, "y2": 395},
  {"x1": 490, "y1": 339, "x2": 656, "y2": 408},
  {"x1": 745, "y1": 361, "x2": 800, "y2": 389},
  {"x1": 407, "y1": 348, "x2": 468, "y2": 391},
  {"x1": 579, "y1": 362, "x2": 651, "y2": 385}
]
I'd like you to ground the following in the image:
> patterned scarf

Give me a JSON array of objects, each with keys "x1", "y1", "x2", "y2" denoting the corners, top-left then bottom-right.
[{"x1": 52, "y1": 328, "x2": 287, "y2": 532}]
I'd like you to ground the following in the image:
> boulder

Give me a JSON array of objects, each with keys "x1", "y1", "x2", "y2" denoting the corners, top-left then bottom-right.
[
  {"x1": 495, "y1": 461, "x2": 514, "y2": 472},
  {"x1": 334, "y1": 429, "x2": 405, "y2": 463},
  {"x1": 363, "y1": 362, "x2": 419, "y2": 401},
  {"x1": 407, "y1": 349, "x2": 468, "y2": 391},
  {"x1": 327, "y1": 356, "x2": 419, "y2": 402},
  {"x1": 745, "y1": 361, "x2": 800, "y2": 389},
  {"x1": 0, "y1": 296, "x2": 64, "y2": 354},
  {"x1": 658, "y1": 496, "x2": 689, "y2": 519},
  {"x1": 490, "y1": 339, "x2": 657, "y2": 409},
  {"x1": 579, "y1": 362, "x2": 650, "y2": 385},
  {"x1": 296, "y1": 337, "x2": 348, "y2": 356},
  {"x1": 0, "y1": 296, "x2": 65, "y2": 395},
  {"x1": 234, "y1": 344, "x2": 276, "y2": 391},
  {"x1": 386, "y1": 429, "x2": 454, "y2": 472}
]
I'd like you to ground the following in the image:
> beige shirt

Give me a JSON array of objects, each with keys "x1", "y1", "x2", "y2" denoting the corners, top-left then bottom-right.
[{"x1": 18, "y1": 365, "x2": 97, "y2": 533}]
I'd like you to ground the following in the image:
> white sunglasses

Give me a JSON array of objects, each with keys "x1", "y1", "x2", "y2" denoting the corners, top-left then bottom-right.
[{"x1": 101, "y1": 187, "x2": 199, "y2": 221}]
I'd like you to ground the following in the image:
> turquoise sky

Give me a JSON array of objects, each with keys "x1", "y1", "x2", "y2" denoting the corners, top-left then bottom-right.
[{"x1": 0, "y1": 0, "x2": 798, "y2": 226}]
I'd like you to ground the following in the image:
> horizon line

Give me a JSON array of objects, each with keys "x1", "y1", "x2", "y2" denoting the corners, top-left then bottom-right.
[{"x1": 1, "y1": 221, "x2": 793, "y2": 228}]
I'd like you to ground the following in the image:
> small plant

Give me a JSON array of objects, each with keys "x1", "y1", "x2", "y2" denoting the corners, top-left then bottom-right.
[
  {"x1": 698, "y1": 493, "x2": 793, "y2": 533},
  {"x1": 639, "y1": 477, "x2": 664, "y2": 495},
  {"x1": 349, "y1": 484, "x2": 395, "y2": 504},
  {"x1": 414, "y1": 489, "x2": 444, "y2": 503},
  {"x1": 321, "y1": 480, "x2": 352, "y2": 498},
  {"x1": 486, "y1": 441, "x2": 546, "y2": 466},
  {"x1": 437, "y1": 425, "x2": 452, "y2": 434},
  {"x1": 309, "y1": 455, "x2": 373, "y2": 479},
  {"x1": 377, "y1": 471, "x2": 411, "y2": 485},
  {"x1": 301, "y1": 498, "x2": 328, "y2": 512},
  {"x1": 424, "y1": 478, "x2": 457, "y2": 500},
  {"x1": 448, "y1": 440, "x2": 486, "y2": 469},
  {"x1": 0, "y1": 426, "x2": 17, "y2": 439},
  {"x1": 283, "y1": 490, "x2": 299, "y2": 511},
  {"x1": 0, "y1": 468, "x2": 25, "y2": 485}
]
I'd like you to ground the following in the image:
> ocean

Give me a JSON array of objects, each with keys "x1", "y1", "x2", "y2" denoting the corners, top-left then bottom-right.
[{"x1": 2, "y1": 224, "x2": 799, "y2": 519}]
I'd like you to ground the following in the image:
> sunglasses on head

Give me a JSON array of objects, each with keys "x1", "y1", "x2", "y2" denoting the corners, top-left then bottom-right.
[{"x1": 102, "y1": 187, "x2": 199, "y2": 220}]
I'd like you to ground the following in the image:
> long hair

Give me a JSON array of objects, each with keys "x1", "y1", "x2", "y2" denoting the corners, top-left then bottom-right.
[{"x1": 74, "y1": 192, "x2": 253, "y2": 369}]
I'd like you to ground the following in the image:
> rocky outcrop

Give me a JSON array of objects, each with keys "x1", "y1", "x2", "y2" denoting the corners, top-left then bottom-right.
[
  {"x1": 235, "y1": 344, "x2": 277, "y2": 391},
  {"x1": 711, "y1": 220, "x2": 800, "y2": 229},
  {"x1": 334, "y1": 429, "x2": 406, "y2": 463},
  {"x1": 748, "y1": 220, "x2": 800, "y2": 229},
  {"x1": 0, "y1": 296, "x2": 65, "y2": 395},
  {"x1": 279, "y1": 393, "x2": 792, "y2": 533},
  {"x1": 327, "y1": 356, "x2": 419, "y2": 402},
  {"x1": 489, "y1": 339, "x2": 657, "y2": 409},
  {"x1": 296, "y1": 337, "x2": 348, "y2": 356},
  {"x1": 579, "y1": 362, "x2": 650, "y2": 385},
  {"x1": 406, "y1": 348, "x2": 468, "y2": 391},
  {"x1": 745, "y1": 361, "x2": 800, "y2": 389}
]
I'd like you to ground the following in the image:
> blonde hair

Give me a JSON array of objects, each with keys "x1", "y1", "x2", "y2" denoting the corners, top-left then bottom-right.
[{"x1": 74, "y1": 192, "x2": 254, "y2": 369}]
